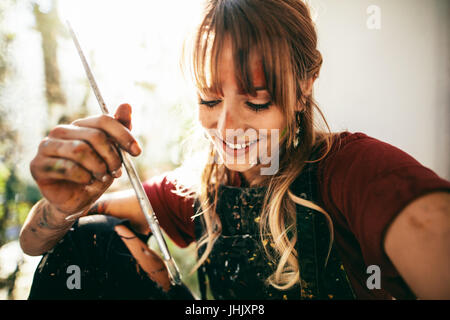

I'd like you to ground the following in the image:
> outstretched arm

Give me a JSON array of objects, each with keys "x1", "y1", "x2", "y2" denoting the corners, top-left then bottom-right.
[{"x1": 384, "y1": 191, "x2": 450, "y2": 299}]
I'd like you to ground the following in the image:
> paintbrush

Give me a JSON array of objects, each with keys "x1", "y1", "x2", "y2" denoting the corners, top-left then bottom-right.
[{"x1": 66, "y1": 21, "x2": 182, "y2": 286}]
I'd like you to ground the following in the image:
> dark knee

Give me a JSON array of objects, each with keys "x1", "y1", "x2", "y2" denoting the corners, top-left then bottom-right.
[
  {"x1": 59, "y1": 214, "x2": 126, "y2": 255},
  {"x1": 77, "y1": 214, "x2": 122, "y2": 231}
]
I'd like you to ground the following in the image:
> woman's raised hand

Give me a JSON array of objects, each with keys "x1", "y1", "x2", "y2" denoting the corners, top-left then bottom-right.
[{"x1": 30, "y1": 103, "x2": 141, "y2": 215}]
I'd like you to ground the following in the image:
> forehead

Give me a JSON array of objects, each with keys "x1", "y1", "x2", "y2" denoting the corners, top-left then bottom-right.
[{"x1": 216, "y1": 37, "x2": 266, "y2": 92}]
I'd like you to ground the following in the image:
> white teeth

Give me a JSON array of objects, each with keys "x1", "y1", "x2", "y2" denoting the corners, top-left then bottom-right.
[{"x1": 225, "y1": 140, "x2": 257, "y2": 150}]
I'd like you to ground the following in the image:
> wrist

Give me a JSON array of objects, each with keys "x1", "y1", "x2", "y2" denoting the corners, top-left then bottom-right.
[
  {"x1": 64, "y1": 209, "x2": 89, "y2": 222},
  {"x1": 36, "y1": 199, "x2": 85, "y2": 230}
]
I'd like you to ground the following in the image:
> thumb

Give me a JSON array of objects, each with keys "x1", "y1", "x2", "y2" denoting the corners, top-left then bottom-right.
[{"x1": 114, "y1": 103, "x2": 133, "y2": 130}]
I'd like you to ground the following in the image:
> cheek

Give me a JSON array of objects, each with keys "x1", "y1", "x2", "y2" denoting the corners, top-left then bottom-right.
[
  {"x1": 198, "y1": 107, "x2": 209, "y2": 128},
  {"x1": 276, "y1": 113, "x2": 287, "y2": 131},
  {"x1": 261, "y1": 108, "x2": 286, "y2": 132},
  {"x1": 198, "y1": 107, "x2": 217, "y2": 129}
]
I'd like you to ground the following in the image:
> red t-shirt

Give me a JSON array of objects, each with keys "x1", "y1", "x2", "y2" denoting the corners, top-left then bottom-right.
[{"x1": 143, "y1": 131, "x2": 450, "y2": 299}]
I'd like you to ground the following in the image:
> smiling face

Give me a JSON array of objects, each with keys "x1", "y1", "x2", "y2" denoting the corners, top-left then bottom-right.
[{"x1": 197, "y1": 37, "x2": 287, "y2": 182}]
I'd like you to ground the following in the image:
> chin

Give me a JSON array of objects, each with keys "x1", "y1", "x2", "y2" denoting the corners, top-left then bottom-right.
[{"x1": 223, "y1": 162, "x2": 258, "y2": 173}]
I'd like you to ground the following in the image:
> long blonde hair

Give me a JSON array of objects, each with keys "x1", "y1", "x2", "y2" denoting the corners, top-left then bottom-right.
[{"x1": 180, "y1": 0, "x2": 337, "y2": 291}]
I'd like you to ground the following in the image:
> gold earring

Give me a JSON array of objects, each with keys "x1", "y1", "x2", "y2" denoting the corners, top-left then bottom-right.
[{"x1": 294, "y1": 112, "x2": 302, "y2": 148}]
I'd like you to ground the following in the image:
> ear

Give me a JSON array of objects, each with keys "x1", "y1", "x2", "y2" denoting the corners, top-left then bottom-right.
[
  {"x1": 299, "y1": 73, "x2": 318, "y2": 110},
  {"x1": 297, "y1": 74, "x2": 318, "y2": 110},
  {"x1": 300, "y1": 75, "x2": 317, "y2": 98}
]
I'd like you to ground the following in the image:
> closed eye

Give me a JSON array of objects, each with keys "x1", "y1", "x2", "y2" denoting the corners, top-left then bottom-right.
[
  {"x1": 245, "y1": 101, "x2": 272, "y2": 112},
  {"x1": 199, "y1": 98, "x2": 222, "y2": 108},
  {"x1": 199, "y1": 98, "x2": 272, "y2": 112}
]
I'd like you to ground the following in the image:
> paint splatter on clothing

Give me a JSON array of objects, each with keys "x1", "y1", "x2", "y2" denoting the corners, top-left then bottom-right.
[{"x1": 28, "y1": 215, "x2": 193, "y2": 300}]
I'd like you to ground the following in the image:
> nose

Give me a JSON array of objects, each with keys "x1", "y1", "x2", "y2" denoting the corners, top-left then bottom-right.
[{"x1": 217, "y1": 99, "x2": 242, "y2": 141}]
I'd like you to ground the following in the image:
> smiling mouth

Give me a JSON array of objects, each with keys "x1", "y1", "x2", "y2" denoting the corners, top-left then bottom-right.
[
  {"x1": 219, "y1": 138, "x2": 259, "y2": 159},
  {"x1": 222, "y1": 139, "x2": 258, "y2": 150}
]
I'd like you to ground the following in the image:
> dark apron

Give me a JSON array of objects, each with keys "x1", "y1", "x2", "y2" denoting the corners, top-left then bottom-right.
[{"x1": 195, "y1": 159, "x2": 356, "y2": 300}]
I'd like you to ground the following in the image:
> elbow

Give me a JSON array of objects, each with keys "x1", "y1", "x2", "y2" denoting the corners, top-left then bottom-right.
[{"x1": 19, "y1": 227, "x2": 45, "y2": 257}]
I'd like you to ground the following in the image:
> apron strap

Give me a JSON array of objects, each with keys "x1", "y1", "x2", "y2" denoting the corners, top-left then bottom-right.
[{"x1": 293, "y1": 159, "x2": 356, "y2": 299}]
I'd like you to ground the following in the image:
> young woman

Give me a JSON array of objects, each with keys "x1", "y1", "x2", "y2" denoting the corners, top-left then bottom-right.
[{"x1": 20, "y1": 0, "x2": 450, "y2": 300}]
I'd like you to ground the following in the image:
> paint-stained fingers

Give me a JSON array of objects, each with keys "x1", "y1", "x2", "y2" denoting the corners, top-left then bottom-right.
[
  {"x1": 30, "y1": 156, "x2": 95, "y2": 185},
  {"x1": 47, "y1": 124, "x2": 123, "y2": 176},
  {"x1": 114, "y1": 103, "x2": 132, "y2": 130},
  {"x1": 71, "y1": 114, "x2": 142, "y2": 157},
  {"x1": 40, "y1": 137, "x2": 122, "y2": 182}
]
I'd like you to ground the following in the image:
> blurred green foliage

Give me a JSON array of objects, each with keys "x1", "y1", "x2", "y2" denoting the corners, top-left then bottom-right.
[
  {"x1": 0, "y1": 164, "x2": 41, "y2": 245},
  {"x1": 0, "y1": 0, "x2": 203, "y2": 299}
]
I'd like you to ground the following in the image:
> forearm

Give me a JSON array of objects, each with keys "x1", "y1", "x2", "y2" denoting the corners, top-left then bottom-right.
[
  {"x1": 86, "y1": 190, "x2": 150, "y2": 235},
  {"x1": 19, "y1": 199, "x2": 89, "y2": 256}
]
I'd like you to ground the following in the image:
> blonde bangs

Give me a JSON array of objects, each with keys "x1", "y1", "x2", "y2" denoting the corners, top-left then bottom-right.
[{"x1": 190, "y1": 0, "x2": 299, "y2": 121}]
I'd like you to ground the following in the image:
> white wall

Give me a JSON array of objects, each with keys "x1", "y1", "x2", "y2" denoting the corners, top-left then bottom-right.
[{"x1": 311, "y1": 0, "x2": 449, "y2": 180}]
